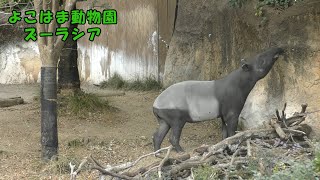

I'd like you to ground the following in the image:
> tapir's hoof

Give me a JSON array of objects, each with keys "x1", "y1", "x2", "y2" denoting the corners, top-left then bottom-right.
[
  {"x1": 174, "y1": 146, "x2": 185, "y2": 153},
  {"x1": 155, "y1": 151, "x2": 165, "y2": 158}
]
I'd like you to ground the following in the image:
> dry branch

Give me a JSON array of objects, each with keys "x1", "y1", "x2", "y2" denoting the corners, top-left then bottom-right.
[
  {"x1": 275, "y1": 103, "x2": 308, "y2": 127},
  {"x1": 89, "y1": 155, "x2": 134, "y2": 180},
  {"x1": 170, "y1": 155, "x2": 218, "y2": 176},
  {"x1": 204, "y1": 127, "x2": 306, "y2": 159},
  {"x1": 70, "y1": 157, "x2": 89, "y2": 180},
  {"x1": 158, "y1": 146, "x2": 173, "y2": 179},
  {"x1": 193, "y1": 145, "x2": 209, "y2": 154},
  {"x1": 230, "y1": 148, "x2": 241, "y2": 166},
  {"x1": 121, "y1": 153, "x2": 190, "y2": 177},
  {"x1": 270, "y1": 118, "x2": 288, "y2": 140},
  {"x1": 91, "y1": 166, "x2": 133, "y2": 180},
  {"x1": 246, "y1": 139, "x2": 252, "y2": 157},
  {"x1": 110, "y1": 146, "x2": 173, "y2": 173},
  {"x1": 73, "y1": 103, "x2": 313, "y2": 179},
  {"x1": 207, "y1": 128, "x2": 275, "y2": 155},
  {"x1": 300, "y1": 103, "x2": 308, "y2": 113}
]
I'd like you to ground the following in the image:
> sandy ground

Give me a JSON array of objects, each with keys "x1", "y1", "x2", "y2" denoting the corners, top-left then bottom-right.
[{"x1": 0, "y1": 84, "x2": 221, "y2": 179}]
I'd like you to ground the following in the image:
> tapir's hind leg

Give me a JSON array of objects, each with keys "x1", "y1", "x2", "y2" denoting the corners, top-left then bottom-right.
[
  {"x1": 169, "y1": 121, "x2": 185, "y2": 152},
  {"x1": 153, "y1": 119, "x2": 170, "y2": 151}
]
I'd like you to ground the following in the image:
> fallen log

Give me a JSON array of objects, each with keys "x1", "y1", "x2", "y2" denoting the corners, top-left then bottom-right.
[
  {"x1": 94, "y1": 91, "x2": 125, "y2": 97},
  {"x1": 0, "y1": 97, "x2": 24, "y2": 107}
]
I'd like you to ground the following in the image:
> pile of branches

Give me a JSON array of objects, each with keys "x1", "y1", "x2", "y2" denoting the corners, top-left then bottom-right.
[{"x1": 70, "y1": 103, "x2": 314, "y2": 179}]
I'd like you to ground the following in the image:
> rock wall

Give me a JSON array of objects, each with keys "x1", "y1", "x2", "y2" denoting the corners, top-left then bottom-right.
[
  {"x1": 0, "y1": 42, "x2": 41, "y2": 84},
  {"x1": 163, "y1": 0, "x2": 320, "y2": 132}
]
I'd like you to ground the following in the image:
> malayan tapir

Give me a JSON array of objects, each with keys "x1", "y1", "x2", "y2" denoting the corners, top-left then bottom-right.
[{"x1": 152, "y1": 47, "x2": 284, "y2": 152}]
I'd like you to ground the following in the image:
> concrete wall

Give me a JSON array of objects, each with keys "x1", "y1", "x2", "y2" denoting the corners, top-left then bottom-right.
[
  {"x1": 0, "y1": 42, "x2": 41, "y2": 84},
  {"x1": 76, "y1": 0, "x2": 175, "y2": 84},
  {"x1": 0, "y1": 1, "x2": 176, "y2": 85}
]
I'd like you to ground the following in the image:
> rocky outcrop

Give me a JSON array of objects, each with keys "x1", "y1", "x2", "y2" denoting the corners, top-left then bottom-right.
[{"x1": 163, "y1": 0, "x2": 320, "y2": 132}]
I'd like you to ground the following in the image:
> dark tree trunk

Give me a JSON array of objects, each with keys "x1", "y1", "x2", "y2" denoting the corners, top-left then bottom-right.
[
  {"x1": 37, "y1": 0, "x2": 77, "y2": 161},
  {"x1": 41, "y1": 67, "x2": 58, "y2": 160},
  {"x1": 58, "y1": 22, "x2": 80, "y2": 90}
]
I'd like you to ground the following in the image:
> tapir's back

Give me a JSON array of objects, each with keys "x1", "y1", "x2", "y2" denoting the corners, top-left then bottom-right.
[{"x1": 153, "y1": 81, "x2": 220, "y2": 121}]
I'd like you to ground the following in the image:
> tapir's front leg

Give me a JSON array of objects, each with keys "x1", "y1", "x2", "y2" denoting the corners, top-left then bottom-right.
[
  {"x1": 222, "y1": 111, "x2": 240, "y2": 137},
  {"x1": 221, "y1": 117, "x2": 228, "y2": 139}
]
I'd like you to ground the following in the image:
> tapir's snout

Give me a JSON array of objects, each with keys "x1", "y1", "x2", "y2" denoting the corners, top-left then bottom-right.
[
  {"x1": 277, "y1": 47, "x2": 285, "y2": 55},
  {"x1": 272, "y1": 47, "x2": 285, "y2": 60}
]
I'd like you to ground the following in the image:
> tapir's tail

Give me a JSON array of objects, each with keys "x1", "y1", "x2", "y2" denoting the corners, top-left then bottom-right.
[{"x1": 152, "y1": 107, "x2": 162, "y2": 121}]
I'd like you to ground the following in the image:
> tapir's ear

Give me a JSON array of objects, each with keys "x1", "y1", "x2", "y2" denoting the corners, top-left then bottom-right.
[{"x1": 241, "y1": 59, "x2": 250, "y2": 72}]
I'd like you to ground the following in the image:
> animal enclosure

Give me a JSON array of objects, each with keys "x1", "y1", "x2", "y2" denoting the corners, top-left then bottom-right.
[{"x1": 76, "y1": 0, "x2": 176, "y2": 84}]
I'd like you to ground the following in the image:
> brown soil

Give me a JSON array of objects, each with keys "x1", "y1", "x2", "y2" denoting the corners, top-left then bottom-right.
[{"x1": 0, "y1": 84, "x2": 221, "y2": 179}]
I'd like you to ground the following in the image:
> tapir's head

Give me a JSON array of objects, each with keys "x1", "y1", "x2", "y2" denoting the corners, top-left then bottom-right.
[{"x1": 241, "y1": 47, "x2": 284, "y2": 80}]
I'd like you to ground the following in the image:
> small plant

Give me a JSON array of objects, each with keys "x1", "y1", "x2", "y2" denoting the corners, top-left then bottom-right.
[
  {"x1": 314, "y1": 152, "x2": 320, "y2": 173},
  {"x1": 44, "y1": 155, "x2": 82, "y2": 174},
  {"x1": 272, "y1": 162, "x2": 287, "y2": 173},
  {"x1": 59, "y1": 91, "x2": 111, "y2": 115},
  {"x1": 100, "y1": 73, "x2": 126, "y2": 89},
  {"x1": 229, "y1": 0, "x2": 303, "y2": 26},
  {"x1": 125, "y1": 76, "x2": 162, "y2": 91},
  {"x1": 254, "y1": 160, "x2": 316, "y2": 180},
  {"x1": 193, "y1": 165, "x2": 220, "y2": 180},
  {"x1": 67, "y1": 139, "x2": 85, "y2": 148},
  {"x1": 143, "y1": 76, "x2": 163, "y2": 90},
  {"x1": 100, "y1": 73, "x2": 162, "y2": 91},
  {"x1": 255, "y1": 0, "x2": 303, "y2": 12},
  {"x1": 229, "y1": 0, "x2": 248, "y2": 8}
]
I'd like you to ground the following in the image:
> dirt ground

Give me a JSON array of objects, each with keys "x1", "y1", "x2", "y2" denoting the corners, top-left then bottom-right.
[{"x1": 0, "y1": 84, "x2": 221, "y2": 179}]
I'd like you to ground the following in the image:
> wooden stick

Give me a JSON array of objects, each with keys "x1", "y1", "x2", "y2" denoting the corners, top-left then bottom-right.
[
  {"x1": 270, "y1": 118, "x2": 288, "y2": 140},
  {"x1": 230, "y1": 148, "x2": 241, "y2": 165},
  {"x1": 91, "y1": 166, "x2": 133, "y2": 180},
  {"x1": 105, "y1": 146, "x2": 172, "y2": 173},
  {"x1": 246, "y1": 139, "x2": 252, "y2": 157},
  {"x1": 158, "y1": 146, "x2": 173, "y2": 179},
  {"x1": 301, "y1": 103, "x2": 308, "y2": 113}
]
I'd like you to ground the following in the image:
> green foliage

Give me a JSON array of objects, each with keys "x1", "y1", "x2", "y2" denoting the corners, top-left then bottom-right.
[
  {"x1": 229, "y1": 0, "x2": 248, "y2": 8},
  {"x1": 314, "y1": 152, "x2": 320, "y2": 173},
  {"x1": 229, "y1": 0, "x2": 303, "y2": 19},
  {"x1": 259, "y1": 0, "x2": 301, "y2": 8},
  {"x1": 0, "y1": 0, "x2": 32, "y2": 12},
  {"x1": 125, "y1": 76, "x2": 162, "y2": 91},
  {"x1": 100, "y1": 73, "x2": 126, "y2": 89},
  {"x1": 193, "y1": 165, "x2": 220, "y2": 179},
  {"x1": 59, "y1": 91, "x2": 111, "y2": 115},
  {"x1": 253, "y1": 160, "x2": 316, "y2": 180},
  {"x1": 229, "y1": 0, "x2": 303, "y2": 9},
  {"x1": 100, "y1": 73, "x2": 162, "y2": 91},
  {"x1": 67, "y1": 139, "x2": 85, "y2": 148},
  {"x1": 45, "y1": 154, "x2": 82, "y2": 174}
]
